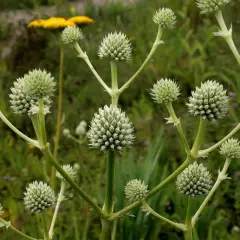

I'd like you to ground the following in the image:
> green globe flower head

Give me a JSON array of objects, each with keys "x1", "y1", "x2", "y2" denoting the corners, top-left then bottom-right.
[
  {"x1": 98, "y1": 32, "x2": 132, "y2": 62},
  {"x1": 24, "y1": 181, "x2": 56, "y2": 213},
  {"x1": 153, "y1": 8, "x2": 177, "y2": 29},
  {"x1": 23, "y1": 69, "x2": 55, "y2": 98},
  {"x1": 196, "y1": 0, "x2": 231, "y2": 14},
  {"x1": 151, "y1": 78, "x2": 180, "y2": 104},
  {"x1": 125, "y1": 179, "x2": 148, "y2": 203},
  {"x1": 176, "y1": 162, "x2": 212, "y2": 197},
  {"x1": 88, "y1": 105, "x2": 134, "y2": 152},
  {"x1": 220, "y1": 138, "x2": 240, "y2": 159},
  {"x1": 0, "y1": 203, "x2": 3, "y2": 216},
  {"x1": 56, "y1": 165, "x2": 77, "y2": 181},
  {"x1": 61, "y1": 26, "x2": 83, "y2": 44},
  {"x1": 9, "y1": 77, "x2": 52, "y2": 115},
  {"x1": 187, "y1": 80, "x2": 228, "y2": 121}
]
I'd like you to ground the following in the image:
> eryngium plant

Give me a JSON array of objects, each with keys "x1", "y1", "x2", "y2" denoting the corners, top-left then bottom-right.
[{"x1": 0, "y1": 3, "x2": 240, "y2": 240}]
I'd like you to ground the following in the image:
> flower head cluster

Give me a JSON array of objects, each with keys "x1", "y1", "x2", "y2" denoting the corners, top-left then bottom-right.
[
  {"x1": 176, "y1": 162, "x2": 212, "y2": 197},
  {"x1": 68, "y1": 16, "x2": 94, "y2": 25},
  {"x1": 98, "y1": 32, "x2": 132, "y2": 62},
  {"x1": 196, "y1": 0, "x2": 231, "y2": 14},
  {"x1": 220, "y1": 138, "x2": 240, "y2": 159},
  {"x1": 0, "y1": 203, "x2": 3, "y2": 216},
  {"x1": 187, "y1": 80, "x2": 228, "y2": 121},
  {"x1": 88, "y1": 105, "x2": 134, "y2": 151},
  {"x1": 24, "y1": 181, "x2": 56, "y2": 213},
  {"x1": 153, "y1": 8, "x2": 177, "y2": 29},
  {"x1": 61, "y1": 26, "x2": 83, "y2": 44},
  {"x1": 125, "y1": 179, "x2": 148, "y2": 203},
  {"x1": 151, "y1": 78, "x2": 180, "y2": 104},
  {"x1": 56, "y1": 165, "x2": 77, "y2": 181}
]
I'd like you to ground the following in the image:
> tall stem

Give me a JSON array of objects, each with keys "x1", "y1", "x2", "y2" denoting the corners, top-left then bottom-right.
[
  {"x1": 51, "y1": 46, "x2": 64, "y2": 189},
  {"x1": 41, "y1": 212, "x2": 50, "y2": 240},
  {"x1": 38, "y1": 99, "x2": 47, "y2": 147},
  {"x1": 110, "y1": 61, "x2": 119, "y2": 106},
  {"x1": 185, "y1": 197, "x2": 193, "y2": 240}
]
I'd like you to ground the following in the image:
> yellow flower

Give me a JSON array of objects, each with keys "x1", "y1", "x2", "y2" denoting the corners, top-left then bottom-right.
[
  {"x1": 28, "y1": 19, "x2": 46, "y2": 28},
  {"x1": 68, "y1": 16, "x2": 94, "y2": 25},
  {"x1": 43, "y1": 17, "x2": 76, "y2": 29},
  {"x1": 69, "y1": 7, "x2": 76, "y2": 14}
]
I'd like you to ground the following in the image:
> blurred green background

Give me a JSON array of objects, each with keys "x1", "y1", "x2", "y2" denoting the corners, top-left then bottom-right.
[{"x1": 0, "y1": 0, "x2": 240, "y2": 239}]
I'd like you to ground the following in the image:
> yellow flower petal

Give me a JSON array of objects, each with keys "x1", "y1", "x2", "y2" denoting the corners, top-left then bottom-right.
[{"x1": 68, "y1": 16, "x2": 94, "y2": 25}]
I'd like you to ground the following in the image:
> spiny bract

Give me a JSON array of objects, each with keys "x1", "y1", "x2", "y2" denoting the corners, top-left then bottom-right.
[
  {"x1": 98, "y1": 32, "x2": 132, "y2": 62},
  {"x1": 24, "y1": 181, "x2": 56, "y2": 213},
  {"x1": 56, "y1": 165, "x2": 77, "y2": 181},
  {"x1": 151, "y1": 78, "x2": 180, "y2": 104},
  {"x1": 88, "y1": 105, "x2": 134, "y2": 151},
  {"x1": 220, "y1": 138, "x2": 240, "y2": 159},
  {"x1": 125, "y1": 179, "x2": 148, "y2": 203},
  {"x1": 9, "y1": 77, "x2": 51, "y2": 115},
  {"x1": 153, "y1": 8, "x2": 177, "y2": 29},
  {"x1": 176, "y1": 162, "x2": 212, "y2": 197},
  {"x1": 196, "y1": 0, "x2": 231, "y2": 14},
  {"x1": 61, "y1": 26, "x2": 83, "y2": 44},
  {"x1": 23, "y1": 69, "x2": 55, "y2": 98},
  {"x1": 187, "y1": 80, "x2": 228, "y2": 121}
]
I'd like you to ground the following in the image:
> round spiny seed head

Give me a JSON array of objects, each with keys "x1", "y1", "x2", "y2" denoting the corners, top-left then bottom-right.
[
  {"x1": 153, "y1": 8, "x2": 177, "y2": 29},
  {"x1": 98, "y1": 32, "x2": 132, "y2": 62},
  {"x1": 24, "y1": 181, "x2": 56, "y2": 213},
  {"x1": 176, "y1": 162, "x2": 212, "y2": 197},
  {"x1": 196, "y1": 0, "x2": 231, "y2": 14},
  {"x1": 56, "y1": 165, "x2": 77, "y2": 181},
  {"x1": 9, "y1": 77, "x2": 51, "y2": 115},
  {"x1": 124, "y1": 179, "x2": 148, "y2": 203},
  {"x1": 151, "y1": 78, "x2": 180, "y2": 104},
  {"x1": 88, "y1": 105, "x2": 134, "y2": 151},
  {"x1": 23, "y1": 69, "x2": 55, "y2": 98},
  {"x1": 61, "y1": 26, "x2": 83, "y2": 44},
  {"x1": 187, "y1": 80, "x2": 228, "y2": 121},
  {"x1": 0, "y1": 203, "x2": 3, "y2": 215},
  {"x1": 220, "y1": 138, "x2": 240, "y2": 159}
]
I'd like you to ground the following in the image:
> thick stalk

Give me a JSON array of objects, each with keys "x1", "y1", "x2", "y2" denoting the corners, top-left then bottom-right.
[
  {"x1": 38, "y1": 99, "x2": 47, "y2": 147},
  {"x1": 0, "y1": 218, "x2": 39, "y2": 240},
  {"x1": 49, "y1": 181, "x2": 66, "y2": 239},
  {"x1": 51, "y1": 46, "x2": 64, "y2": 189},
  {"x1": 185, "y1": 197, "x2": 193, "y2": 240},
  {"x1": 110, "y1": 61, "x2": 119, "y2": 106},
  {"x1": 41, "y1": 212, "x2": 50, "y2": 240},
  {"x1": 165, "y1": 103, "x2": 191, "y2": 154},
  {"x1": 118, "y1": 26, "x2": 163, "y2": 95},
  {"x1": 192, "y1": 157, "x2": 231, "y2": 227},
  {"x1": 31, "y1": 115, "x2": 42, "y2": 143}
]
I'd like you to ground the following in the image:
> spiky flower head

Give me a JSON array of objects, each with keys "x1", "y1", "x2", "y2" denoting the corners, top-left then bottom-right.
[
  {"x1": 187, "y1": 80, "x2": 228, "y2": 121},
  {"x1": 0, "y1": 203, "x2": 3, "y2": 216},
  {"x1": 24, "y1": 181, "x2": 56, "y2": 213},
  {"x1": 61, "y1": 26, "x2": 83, "y2": 44},
  {"x1": 124, "y1": 179, "x2": 148, "y2": 203},
  {"x1": 220, "y1": 138, "x2": 240, "y2": 159},
  {"x1": 98, "y1": 32, "x2": 132, "y2": 62},
  {"x1": 151, "y1": 78, "x2": 180, "y2": 104},
  {"x1": 176, "y1": 162, "x2": 212, "y2": 197},
  {"x1": 153, "y1": 8, "x2": 177, "y2": 29},
  {"x1": 196, "y1": 0, "x2": 231, "y2": 14},
  {"x1": 56, "y1": 165, "x2": 77, "y2": 181},
  {"x1": 88, "y1": 105, "x2": 134, "y2": 151},
  {"x1": 23, "y1": 69, "x2": 55, "y2": 98},
  {"x1": 9, "y1": 77, "x2": 52, "y2": 115}
]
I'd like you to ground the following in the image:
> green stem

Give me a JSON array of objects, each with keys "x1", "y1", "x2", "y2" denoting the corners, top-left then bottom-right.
[
  {"x1": 215, "y1": 10, "x2": 240, "y2": 66},
  {"x1": 191, "y1": 157, "x2": 231, "y2": 227},
  {"x1": 110, "y1": 61, "x2": 119, "y2": 106},
  {"x1": 38, "y1": 99, "x2": 47, "y2": 147},
  {"x1": 41, "y1": 212, "x2": 50, "y2": 240},
  {"x1": 118, "y1": 26, "x2": 163, "y2": 95},
  {"x1": 185, "y1": 197, "x2": 193, "y2": 240},
  {"x1": 0, "y1": 218, "x2": 39, "y2": 240},
  {"x1": 165, "y1": 103, "x2": 191, "y2": 154},
  {"x1": 31, "y1": 114, "x2": 42, "y2": 143},
  {"x1": 0, "y1": 111, "x2": 40, "y2": 148},
  {"x1": 142, "y1": 201, "x2": 187, "y2": 231},
  {"x1": 101, "y1": 219, "x2": 112, "y2": 240},
  {"x1": 48, "y1": 181, "x2": 66, "y2": 239}
]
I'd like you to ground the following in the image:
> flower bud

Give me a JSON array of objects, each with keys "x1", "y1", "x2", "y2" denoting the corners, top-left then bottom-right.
[
  {"x1": 61, "y1": 26, "x2": 83, "y2": 44},
  {"x1": 153, "y1": 8, "x2": 177, "y2": 29},
  {"x1": 220, "y1": 138, "x2": 240, "y2": 159},
  {"x1": 98, "y1": 32, "x2": 132, "y2": 62},
  {"x1": 124, "y1": 179, "x2": 148, "y2": 203},
  {"x1": 75, "y1": 120, "x2": 87, "y2": 136},
  {"x1": 196, "y1": 0, "x2": 231, "y2": 14},
  {"x1": 63, "y1": 128, "x2": 71, "y2": 137},
  {"x1": 187, "y1": 80, "x2": 228, "y2": 121},
  {"x1": 56, "y1": 165, "x2": 77, "y2": 181},
  {"x1": 151, "y1": 78, "x2": 180, "y2": 104},
  {"x1": 176, "y1": 162, "x2": 212, "y2": 197},
  {"x1": 88, "y1": 105, "x2": 134, "y2": 151},
  {"x1": 24, "y1": 181, "x2": 56, "y2": 213}
]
